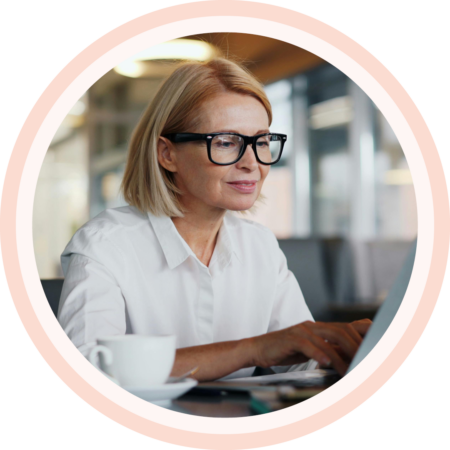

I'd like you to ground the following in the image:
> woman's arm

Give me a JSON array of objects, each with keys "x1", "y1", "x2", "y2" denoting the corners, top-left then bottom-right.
[
  {"x1": 59, "y1": 228, "x2": 371, "y2": 381},
  {"x1": 58, "y1": 252, "x2": 127, "y2": 357},
  {"x1": 171, "y1": 339, "x2": 253, "y2": 381},
  {"x1": 60, "y1": 252, "x2": 371, "y2": 381},
  {"x1": 172, "y1": 319, "x2": 372, "y2": 381}
]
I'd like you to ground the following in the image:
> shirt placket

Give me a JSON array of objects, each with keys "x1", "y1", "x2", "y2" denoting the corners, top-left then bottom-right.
[{"x1": 196, "y1": 265, "x2": 214, "y2": 344}]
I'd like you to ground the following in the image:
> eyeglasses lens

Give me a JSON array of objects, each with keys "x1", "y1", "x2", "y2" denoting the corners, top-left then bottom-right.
[
  {"x1": 211, "y1": 134, "x2": 282, "y2": 164},
  {"x1": 256, "y1": 135, "x2": 282, "y2": 163},
  {"x1": 211, "y1": 135, "x2": 243, "y2": 164}
]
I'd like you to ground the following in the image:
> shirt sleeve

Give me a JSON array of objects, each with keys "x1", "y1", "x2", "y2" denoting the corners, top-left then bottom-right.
[
  {"x1": 268, "y1": 243, "x2": 318, "y2": 372},
  {"x1": 58, "y1": 229, "x2": 127, "y2": 358}
]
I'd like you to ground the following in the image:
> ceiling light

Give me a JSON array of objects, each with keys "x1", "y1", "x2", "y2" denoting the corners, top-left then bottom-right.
[
  {"x1": 114, "y1": 39, "x2": 217, "y2": 78},
  {"x1": 114, "y1": 61, "x2": 146, "y2": 78},
  {"x1": 309, "y1": 96, "x2": 353, "y2": 129}
]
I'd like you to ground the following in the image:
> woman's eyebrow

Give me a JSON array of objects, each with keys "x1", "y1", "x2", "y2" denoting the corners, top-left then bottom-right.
[{"x1": 212, "y1": 129, "x2": 270, "y2": 135}]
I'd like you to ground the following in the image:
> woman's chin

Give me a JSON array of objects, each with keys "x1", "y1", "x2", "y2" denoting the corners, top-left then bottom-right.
[
  {"x1": 224, "y1": 199, "x2": 257, "y2": 212},
  {"x1": 210, "y1": 191, "x2": 260, "y2": 212}
]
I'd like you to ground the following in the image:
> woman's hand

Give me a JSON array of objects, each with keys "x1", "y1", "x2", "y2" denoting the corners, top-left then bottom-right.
[
  {"x1": 172, "y1": 319, "x2": 372, "y2": 381},
  {"x1": 246, "y1": 319, "x2": 372, "y2": 376}
]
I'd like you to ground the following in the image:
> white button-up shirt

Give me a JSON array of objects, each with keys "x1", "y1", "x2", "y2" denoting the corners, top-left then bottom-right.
[{"x1": 58, "y1": 206, "x2": 316, "y2": 379}]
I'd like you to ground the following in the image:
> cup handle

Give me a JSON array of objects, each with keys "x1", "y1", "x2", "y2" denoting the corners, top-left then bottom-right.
[{"x1": 89, "y1": 345, "x2": 119, "y2": 385}]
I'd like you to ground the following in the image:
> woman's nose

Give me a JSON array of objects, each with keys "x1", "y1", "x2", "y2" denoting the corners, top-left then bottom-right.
[{"x1": 235, "y1": 144, "x2": 258, "y2": 171}]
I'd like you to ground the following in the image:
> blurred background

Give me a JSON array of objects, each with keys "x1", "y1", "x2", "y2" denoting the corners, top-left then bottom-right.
[{"x1": 34, "y1": 33, "x2": 417, "y2": 321}]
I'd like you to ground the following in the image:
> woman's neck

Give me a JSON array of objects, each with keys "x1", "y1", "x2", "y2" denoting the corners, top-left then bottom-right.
[{"x1": 171, "y1": 208, "x2": 227, "y2": 267}]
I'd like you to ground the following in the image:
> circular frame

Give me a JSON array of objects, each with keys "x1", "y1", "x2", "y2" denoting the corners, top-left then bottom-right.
[{"x1": 1, "y1": 1, "x2": 449, "y2": 448}]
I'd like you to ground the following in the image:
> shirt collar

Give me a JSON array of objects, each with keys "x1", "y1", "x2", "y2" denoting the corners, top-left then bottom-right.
[
  {"x1": 213, "y1": 212, "x2": 243, "y2": 269},
  {"x1": 147, "y1": 211, "x2": 241, "y2": 271},
  {"x1": 147, "y1": 213, "x2": 190, "y2": 270}
]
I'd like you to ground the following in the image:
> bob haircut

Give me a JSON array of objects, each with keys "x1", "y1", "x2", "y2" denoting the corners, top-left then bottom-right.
[{"x1": 121, "y1": 57, "x2": 273, "y2": 217}]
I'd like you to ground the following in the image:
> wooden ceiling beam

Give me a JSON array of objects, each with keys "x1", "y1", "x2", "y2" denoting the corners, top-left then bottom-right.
[{"x1": 186, "y1": 32, "x2": 325, "y2": 84}]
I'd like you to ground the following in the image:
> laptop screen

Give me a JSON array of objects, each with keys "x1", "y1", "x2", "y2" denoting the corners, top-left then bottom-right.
[{"x1": 347, "y1": 239, "x2": 417, "y2": 372}]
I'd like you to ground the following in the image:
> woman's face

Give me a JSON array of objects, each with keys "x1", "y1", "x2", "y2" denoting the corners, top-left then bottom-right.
[{"x1": 160, "y1": 92, "x2": 271, "y2": 214}]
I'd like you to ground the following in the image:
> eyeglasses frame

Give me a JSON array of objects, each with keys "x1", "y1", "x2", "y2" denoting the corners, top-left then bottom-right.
[{"x1": 163, "y1": 132, "x2": 287, "y2": 166}]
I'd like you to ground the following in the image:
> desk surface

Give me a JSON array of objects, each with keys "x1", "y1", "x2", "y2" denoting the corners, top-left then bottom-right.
[
  {"x1": 173, "y1": 392, "x2": 256, "y2": 417},
  {"x1": 168, "y1": 384, "x2": 333, "y2": 417}
]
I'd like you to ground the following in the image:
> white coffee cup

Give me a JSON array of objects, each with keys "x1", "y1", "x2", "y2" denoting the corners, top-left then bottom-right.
[{"x1": 89, "y1": 335, "x2": 176, "y2": 387}]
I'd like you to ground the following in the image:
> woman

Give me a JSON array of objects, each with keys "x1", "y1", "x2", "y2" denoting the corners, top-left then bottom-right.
[{"x1": 58, "y1": 58, "x2": 370, "y2": 381}]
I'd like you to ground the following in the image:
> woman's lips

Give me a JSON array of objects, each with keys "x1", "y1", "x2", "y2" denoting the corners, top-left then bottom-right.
[{"x1": 226, "y1": 180, "x2": 258, "y2": 193}]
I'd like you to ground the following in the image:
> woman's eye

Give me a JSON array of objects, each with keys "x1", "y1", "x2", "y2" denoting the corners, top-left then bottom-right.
[{"x1": 216, "y1": 141, "x2": 236, "y2": 149}]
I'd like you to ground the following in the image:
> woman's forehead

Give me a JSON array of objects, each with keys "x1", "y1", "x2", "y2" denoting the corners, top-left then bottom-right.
[{"x1": 197, "y1": 93, "x2": 269, "y2": 133}]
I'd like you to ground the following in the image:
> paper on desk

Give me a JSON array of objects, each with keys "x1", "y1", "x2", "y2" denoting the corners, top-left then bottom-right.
[
  {"x1": 195, "y1": 369, "x2": 339, "y2": 392},
  {"x1": 228, "y1": 369, "x2": 337, "y2": 385}
]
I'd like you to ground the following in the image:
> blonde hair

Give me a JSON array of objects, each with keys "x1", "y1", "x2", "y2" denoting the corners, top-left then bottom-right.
[{"x1": 121, "y1": 57, "x2": 272, "y2": 217}]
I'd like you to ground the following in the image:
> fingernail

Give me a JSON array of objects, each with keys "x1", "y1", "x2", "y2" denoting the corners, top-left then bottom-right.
[{"x1": 321, "y1": 358, "x2": 331, "y2": 367}]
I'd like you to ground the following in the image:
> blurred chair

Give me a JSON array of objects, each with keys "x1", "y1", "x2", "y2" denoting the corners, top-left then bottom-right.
[
  {"x1": 367, "y1": 240, "x2": 412, "y2": 302},
  {"x1": 41, "y1": 279, "x2": 64, "y2": 317},
  {"x1": 278, "y1": 238, "x2": 380, "y2": 322},
  {"x1": 350, "y1": 240, "x2": 413, "y2": 303},
  {"x1": 321, "y1": 238, "x2": 356, "y2": 305},
  {"x1": 349, "y1": 240, "x2": 375, "y2": 303},
  {"x1": 278, "y1": 238, "x2": 333, "y2": 321}
]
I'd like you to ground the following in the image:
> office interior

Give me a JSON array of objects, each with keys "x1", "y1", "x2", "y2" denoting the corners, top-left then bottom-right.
[{"x1": 34, "y1": 33, "x2": 417, "y2": 322}]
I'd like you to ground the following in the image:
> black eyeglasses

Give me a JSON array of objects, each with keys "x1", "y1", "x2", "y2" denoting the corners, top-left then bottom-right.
[{"x1": 163, "y1": 132, "x2": 287, "y2": 166}]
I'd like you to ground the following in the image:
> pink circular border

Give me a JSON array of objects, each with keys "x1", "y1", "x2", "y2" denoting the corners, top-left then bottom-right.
[{"x1": 1, "y1": 1, "x2": 449, "y2": 448}]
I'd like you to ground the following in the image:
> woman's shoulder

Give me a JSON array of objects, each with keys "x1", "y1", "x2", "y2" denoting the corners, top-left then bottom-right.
[
  {"x1": 77, "y1": 206, "x2": 148, "y2": 236},
  {"x1": 60, "y1": 206, "x2": 161, "y2": 276},
  {"x1": 63, "y1": 206, "x2": 152, "y2": 252}
]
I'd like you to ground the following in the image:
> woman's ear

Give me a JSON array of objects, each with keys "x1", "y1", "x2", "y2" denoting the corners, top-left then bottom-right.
[{"x1": 157, "y1": 137, "x2": 178, "y2": 173}]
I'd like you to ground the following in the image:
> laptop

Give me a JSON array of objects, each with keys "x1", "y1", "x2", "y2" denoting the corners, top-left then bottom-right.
[
  {"x1": 195, "y1": 239, "x2": 417, "y2": 391},
  {"x1": 346, "y1": 239, "x2": 416, "y2": 372}
]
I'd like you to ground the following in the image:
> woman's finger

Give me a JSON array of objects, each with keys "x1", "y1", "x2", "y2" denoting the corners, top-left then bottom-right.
[
  {"x1": 334, "y1": 322, "x2": 363, "y2": 345},
  {"x1": 330, "y1": 344, "x2": 353, "y2": 363},
  {"x1": 350, "y1": 319, "x2": 372, "y2": 337},
  {"x1": 295, "y1": 330, "x2": 348, "y2": 376},
  {"x1": 307, "y1": 323, "x2": 359, "y2": 360},
  {"x1": 313, "y1": 322, "x2": 363, "y2": 345}
]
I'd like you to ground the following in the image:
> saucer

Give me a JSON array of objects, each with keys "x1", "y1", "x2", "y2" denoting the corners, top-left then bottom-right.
[{"x1": 124, "y1": 378, "x2": 197, "y2": 403}]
